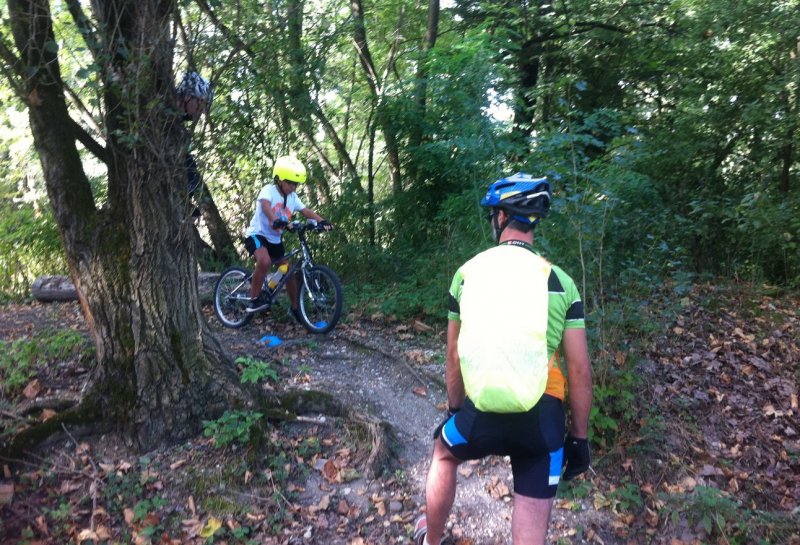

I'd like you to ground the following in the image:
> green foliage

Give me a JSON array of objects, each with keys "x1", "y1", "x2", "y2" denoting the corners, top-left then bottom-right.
[
  {"x1": 660, "y1": 485, "x2": 798, "y2": 545},
  {"x1": 104, "y1": 471, "x2": 144, "y2": 513},
  {"x1": 0, "y1": 180, "x2": 68, "y2": 302},
  {"x1": 45, "y1": 501, "x2": 72, "y2": 522},
  {"x1": 557, "y1": 477, "x2": 592, "y2": 500},
  {"x1": 202, "y1": 410, "x2": 264, "y2": 449},
  {"x1": 236, "y1": 356, "x2": 279, "y2": 384},
  {"x1": 0, "y1": 83, "x2": 68, "y2": 301},
  {"x1": 609, "y1": 482, "x2": 644, "y2": 512},
  {"x1": 133, "y1": 497, "x2": 168, "y2": 522},
  {"x1": 0, "y1": 329, "x2": 87, "y2": 399}
]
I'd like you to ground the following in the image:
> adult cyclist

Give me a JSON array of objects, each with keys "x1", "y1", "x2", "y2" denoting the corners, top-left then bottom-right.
[
  {"x1": 414, "y1": 173, "x2": 593, "y2": 545},
  {"x1": 177, "y1": 71, "x2": 213, "y2": 196},
  {"x1": 243, "y1": 156, "x2": 332, "y2": 317}
]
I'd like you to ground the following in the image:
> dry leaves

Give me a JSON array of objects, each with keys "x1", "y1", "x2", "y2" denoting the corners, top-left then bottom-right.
[
  {"x1": 649, "y1": 284, "x2": 800, "y2": 512},
  {"x1": 22, "y1": 378, "x2": 42, "y2": 399},
  {"x1": 485, "y1": 476, "x2": 510, "y2": 500}
]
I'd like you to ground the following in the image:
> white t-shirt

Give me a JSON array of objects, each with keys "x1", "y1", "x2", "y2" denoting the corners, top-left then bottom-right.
[{"x1": 245, "y1": 184, "x2": 306, "y2": 244}]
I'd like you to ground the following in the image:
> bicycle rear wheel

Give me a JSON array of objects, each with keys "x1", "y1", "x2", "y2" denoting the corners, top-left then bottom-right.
[
  {"x1": 298, "y1": 265, "x2": 343, "y2": 334},
  {"x1": 214, "y1": 266, "x2": 254, "y2": 328}
]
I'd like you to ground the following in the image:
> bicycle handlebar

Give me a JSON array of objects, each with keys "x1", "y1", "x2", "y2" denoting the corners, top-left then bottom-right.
[{"x1": 285, "y1": 220, "x2": 332, "y2": 234}]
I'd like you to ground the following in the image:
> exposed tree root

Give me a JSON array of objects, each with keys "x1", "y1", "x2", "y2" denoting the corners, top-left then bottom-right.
[
  {"x1": 262, "y1": 389, "x2": 396, "y2": 478},
  {"x1": 0, "y1": 397, "x2": 103, "y2": 461},
  {"x1": 16, "y1": 394, "x2": 82, "y2": 416},
  {"x1": 2, "y1": 388, "x2": 396, "y2": 479}
]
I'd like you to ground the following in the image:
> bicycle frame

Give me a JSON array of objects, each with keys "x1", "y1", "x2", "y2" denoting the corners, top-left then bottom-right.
[
  {"x1": 266, "y1": 226, "x2": 316, "y2": 300},
  {"x1": 223, "y1": 224, "x2": 317, "y2": 308},
  {"x1": 214, "y1": 221, "x2": 342, "y2": 331}
]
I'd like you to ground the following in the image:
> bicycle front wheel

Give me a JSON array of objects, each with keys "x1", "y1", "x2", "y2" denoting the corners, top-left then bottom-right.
[
  {"x1": 214, "y1": 266, "x2": 254, "y2": 329},
  {"x1": 298, "y1": 265, "x2": 343, "y2": 334}
]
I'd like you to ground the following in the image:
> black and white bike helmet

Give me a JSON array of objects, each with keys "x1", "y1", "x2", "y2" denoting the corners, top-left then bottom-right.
[{"x1": 177, "y1": 71, "x2": 214, "y2": 105}]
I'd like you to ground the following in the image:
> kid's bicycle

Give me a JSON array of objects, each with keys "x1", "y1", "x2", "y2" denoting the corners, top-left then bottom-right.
[{"x1": 213, "y1": 221, "x2": 343, "y2": 333}]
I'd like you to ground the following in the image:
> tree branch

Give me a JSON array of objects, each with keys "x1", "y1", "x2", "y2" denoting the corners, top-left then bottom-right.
[
  {"x1": 70, "y1": 117, "x2": 107, "y2": 162},
  {"x1": 192, "y1": 0, "x2": 256, "y2": 58},
  {"x1": 573, "y1": 21, "x2": 632, "y2": 33},
  {"x1": 64, "y1": 0, "x2": 102, "y2": 64}
]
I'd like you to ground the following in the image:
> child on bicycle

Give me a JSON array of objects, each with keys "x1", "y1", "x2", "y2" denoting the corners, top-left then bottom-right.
[{"x1": 244, "y1": 156, "x2": 333, "y2": 316}]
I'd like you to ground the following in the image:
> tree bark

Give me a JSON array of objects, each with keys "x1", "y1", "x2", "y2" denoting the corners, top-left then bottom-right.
[
  {"x1": 6, "y1": 0, "x2": 245, "y2": 450},
  {"x1": 194, "y1": 181, "x2": 237, "y2": 266}
]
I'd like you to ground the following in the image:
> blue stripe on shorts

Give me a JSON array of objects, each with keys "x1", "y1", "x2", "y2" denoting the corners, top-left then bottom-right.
[
  {"x1": 549, "y1": 447, "x2": 563, "y2": 486},
  {"x1": 442, "y1": 417, "x2": 467, "y2": 447}
]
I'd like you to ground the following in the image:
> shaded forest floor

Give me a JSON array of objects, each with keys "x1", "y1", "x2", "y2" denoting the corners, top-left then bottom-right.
[{"x1": 0, "y1": 282, "x2": 798, "y2": 544}]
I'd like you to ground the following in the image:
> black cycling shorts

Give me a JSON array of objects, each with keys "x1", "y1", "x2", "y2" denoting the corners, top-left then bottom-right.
[
  {"x1": 437, "y1": 395, "x2": 565, "y2": 499},
  {"x1": 243, "y1": 235, "x2": 285, "y2": 261}
]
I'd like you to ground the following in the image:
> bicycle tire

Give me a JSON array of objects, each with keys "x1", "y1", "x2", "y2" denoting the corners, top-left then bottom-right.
[
  {"x1": 214, "y1": 266, "x2": 254, "y2": 329},
  {"x1": 298, "y1": 265, "x2": 343, "y2": 334}
]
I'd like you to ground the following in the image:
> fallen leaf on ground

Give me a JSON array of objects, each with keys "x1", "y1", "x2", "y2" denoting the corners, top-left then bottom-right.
[
  {"x1": 77, "y1": 529, "x2": 98, "y2": 543},
  {"x1": 34, "y1": 514, "x2": 48, "y2": 536},
  {"x1": 322, "y1": 459, "x2": 340, "y2": 483},
  {"x1": 199, "y1": 517, "x2": 222, "y2": 538},
  {"x1": 413, "y1": 320, "x2": 433, "y2": 333},
  {"x1": 22, "y1": 379, "x2": 42, "y2": 399},
  {"x1": 59, "y1": 479, "x2": 82, "y2": 494}
]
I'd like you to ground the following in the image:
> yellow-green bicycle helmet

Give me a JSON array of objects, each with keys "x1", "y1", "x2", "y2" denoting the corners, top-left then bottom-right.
[{"x1": 273, "y1": 156, "x2": 307, "y2": 184}]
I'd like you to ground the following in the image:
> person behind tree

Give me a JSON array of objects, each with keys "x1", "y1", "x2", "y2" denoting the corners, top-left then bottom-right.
[
  {"x1": 414, "y1": 173, "x2": 593, "y2": 545},
  {"x1": 243, "y1": 156, "x2": 332, "y2": 317},
  {"x1": 177, "y1": 70, "x2": 213, "y2": 123},
  {"x1": 177, "y1": 70, "x2": 213, "y2": 197}
]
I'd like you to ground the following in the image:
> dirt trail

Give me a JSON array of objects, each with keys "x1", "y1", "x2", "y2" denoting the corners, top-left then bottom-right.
[
  {"x1": 209, "y1": 313, "x2": 606, "y2": 544},
  {"x1": 0, "y1": 302, "x2": 619, "y2": 544}
]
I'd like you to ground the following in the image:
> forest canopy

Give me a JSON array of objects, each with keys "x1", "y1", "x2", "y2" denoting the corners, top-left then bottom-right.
[{"x1": 1, "y1": 0, "x2": 798, "y2": 313}]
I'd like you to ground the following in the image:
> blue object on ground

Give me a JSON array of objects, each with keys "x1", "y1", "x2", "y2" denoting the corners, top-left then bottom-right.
[
  {"x1": 314, "y1": 321, "x2": 327, "y2": 328},
  {"x1": 258, "y1": 335, "x2": 283, "y2": 347}
]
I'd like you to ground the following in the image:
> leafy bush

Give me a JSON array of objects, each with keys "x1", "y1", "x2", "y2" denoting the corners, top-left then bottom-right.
[
  {"x1": 660, "y1": 486, "x2": 798, "y2": 545},
  {"x1": 237, "y1": 356, "x2": 279, "y2": 384},
  {"x1": 0, "y1": 201, "x2": 67, "y2": 301},
  {"x1": 202, "y1": 410, "x2": 264, "y2": 449}
]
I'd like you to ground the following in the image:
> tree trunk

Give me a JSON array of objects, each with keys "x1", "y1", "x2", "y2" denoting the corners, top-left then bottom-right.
[
  {"x1": 7, "y1": 0, "x2": 245, "y2": 450},
  {"x1": 194, "y1": 182, "x2": 237, "y2": 266},
  {"x1": 409, "y1": 0, "x2": 439, "y2": 151},
  {"x1": 350, "y1": 0, "x2": 403, "y2": 194}
]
